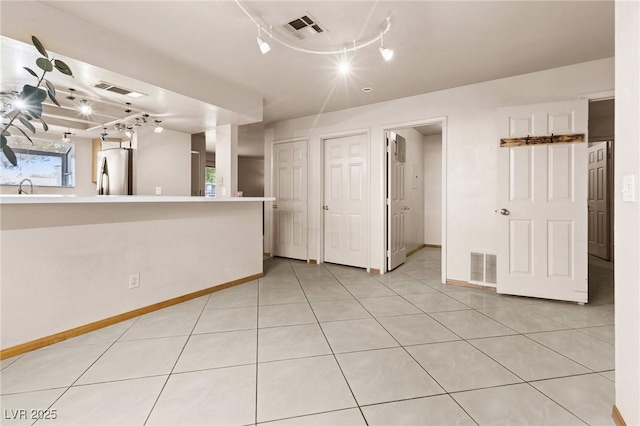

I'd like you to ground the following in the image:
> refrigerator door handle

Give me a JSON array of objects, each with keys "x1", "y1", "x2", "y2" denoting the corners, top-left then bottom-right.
[{"x1": 98, "y1": 156, "x2": 108, "y2": 195}]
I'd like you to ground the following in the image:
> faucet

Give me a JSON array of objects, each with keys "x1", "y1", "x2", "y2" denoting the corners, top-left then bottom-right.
[{"x1": 18, "y1": 178, "x2": 33, "y2": 194}]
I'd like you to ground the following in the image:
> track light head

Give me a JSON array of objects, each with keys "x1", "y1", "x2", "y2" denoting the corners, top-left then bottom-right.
[
  {"x1": 379, "y1": 47, "x2": 394, "y2": 61},
  {"x1": 379, "y1": 32, "x2": 393, "y2": 61},
  {"x1": 256, "y1": 25, "x2": 271, "y2": 54}
]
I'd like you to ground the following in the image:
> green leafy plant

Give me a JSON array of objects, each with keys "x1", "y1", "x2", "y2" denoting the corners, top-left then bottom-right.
[{"x1": 1, "y1": 36, "x2": 73, "y2": 166}]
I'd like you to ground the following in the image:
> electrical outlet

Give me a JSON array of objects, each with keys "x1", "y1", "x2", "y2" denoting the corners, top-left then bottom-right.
[
  {"x1": 155, "y1": 187, "x2": 162, "y2": 195},
  {"x1": 129, "y1": 273, "x2": 140, "y2": 289}
]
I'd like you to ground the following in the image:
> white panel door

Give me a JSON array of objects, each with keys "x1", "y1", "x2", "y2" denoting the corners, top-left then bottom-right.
[
  {"x1": 273, "y1": 140, "x2": 308, "y2": 260},
  {"x1": 387, "y1": 131, "x2": 407, "y2": 270},
  {"x1": 588, "y1": 142, "x2": 609, "y2": 260},
  {"x1": 497, "y1": 100, "x2": 588, "y2": 303},
  {"x1": 323, "y1": 134, "x2": 369, "y2": 268}
]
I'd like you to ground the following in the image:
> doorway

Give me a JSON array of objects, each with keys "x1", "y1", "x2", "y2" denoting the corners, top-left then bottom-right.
[
  {"x1": 384, "y1": 117, "x2": 446, "y2": 281},
  {"x1": 587, "y1": 98, "x2": 614, "y2": 304}
]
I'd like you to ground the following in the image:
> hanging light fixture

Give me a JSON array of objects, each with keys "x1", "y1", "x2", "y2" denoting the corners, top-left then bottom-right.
[
  {"x1": 61, "y1": 131, "x2": 73, "y2": 143},
  {"x1": 235, "y1": 1, "x2": 392, "y2": 62},
  {"x1": 154, "y1": 119, "x2": 164, "y2": 133},
  {"x1": 379, "y1": 32, "x2": 394, "y2": 61},
  {"x1": 256, "y1": 25, "x2": 271, "y2": 54}
]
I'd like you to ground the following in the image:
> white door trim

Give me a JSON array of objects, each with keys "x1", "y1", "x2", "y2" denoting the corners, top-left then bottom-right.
[
  {"x1": 319, "y1": 129, "x2": 371, "y2": 270},
  {"x1": 270, "y1": 137, "x2": 309, "y2": 260},
  {"x1": 381, "y1": 116, "x2": 448, "y2": 282}
]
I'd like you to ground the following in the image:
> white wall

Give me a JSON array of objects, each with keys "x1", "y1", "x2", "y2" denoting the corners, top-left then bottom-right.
[
  {"x1": 266, "y1": 58, "x2": 614, "y2": 278},
  {"x1": 393, "y1": 128, "x2": 424, "y2": 253},
  {"x1": 423, "y1": 134, "x2": 442, "y2": 246},
  {"x1": 0, "y1": 201, "x2": 264, "y2": 349},
  {"x1": 134, "y1": 127, "x2": 191, "y2": 196},
  {"x1": 614, "y1": 1, "x2": 640, "y2": 424}
]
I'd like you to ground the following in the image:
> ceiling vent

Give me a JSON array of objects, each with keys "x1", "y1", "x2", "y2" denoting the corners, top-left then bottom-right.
[
  {"x1": 282, "y1": 14, "x2": 326, "y2": 40},
  {"x1": 93, "y1": 81, "x2": 146, "y2": 98}
]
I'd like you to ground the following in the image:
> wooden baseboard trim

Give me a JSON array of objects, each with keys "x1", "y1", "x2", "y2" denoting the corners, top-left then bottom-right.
[
  {"x1": 424, "y1": 244, "x2": 442, "y2": 248},
  {"x1": 612, "y1": 405, "x2": 627, "y2": 426},
  {"x1": 0, "y1": 273, "x2": 263, "y2": 360},
  {"x1": 446, "y1": 278, "x2": 497, "y2": 292},
  {"x1": 308, "y1": 259, "x2": 318, "y2": 264},
  {"x1": 370, "y1": 268, "x2": 381, "y2": 275},
  {"x1": 407, "y1": 245, "x2": 426, "y2": 257}
]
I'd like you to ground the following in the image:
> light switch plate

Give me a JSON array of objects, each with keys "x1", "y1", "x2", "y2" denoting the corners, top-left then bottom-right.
[
  {"x1": 155, "y1": 187, "x2": 162, "y2": 195},
  {"x1": 622, "y1": 175, "x2": 636, "y2": 203}
]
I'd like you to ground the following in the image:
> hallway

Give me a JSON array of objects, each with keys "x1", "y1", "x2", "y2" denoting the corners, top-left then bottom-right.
[{"x1": 0, "y1": 248, "x2": 615, "y2": 425}]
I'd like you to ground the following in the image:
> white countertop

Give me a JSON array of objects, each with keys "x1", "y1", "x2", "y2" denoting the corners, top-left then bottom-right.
[{"x1": 0, "y1": 195, "x2": 275, "y2": 205}]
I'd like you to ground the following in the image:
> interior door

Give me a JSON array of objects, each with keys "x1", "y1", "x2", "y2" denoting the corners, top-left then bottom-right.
[
  {"x1": 272, "y1": 140, "x2": 308, "y2": 260},
  {"x1": 387, "y1": 131, "x2": 407, "y2": 270},
  {"x1": 323, "y1": 134, "x2": 369, "y2": 268},
  {"x1": 497, "y1": 100, "x2": 588, "y2": 303},
  {"x1": 587, "y1": 142, "x2": 609, "y2": 260}
]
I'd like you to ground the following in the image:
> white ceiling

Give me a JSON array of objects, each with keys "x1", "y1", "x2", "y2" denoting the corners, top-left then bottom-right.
[{"x1": 1, "y1": 1, "x2": 614, "y2": 141}]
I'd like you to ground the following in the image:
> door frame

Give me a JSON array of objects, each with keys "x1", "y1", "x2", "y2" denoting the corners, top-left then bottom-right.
[
  {"x1": 319, "y1": 129, "x2": 371, "y2": 270},
  {"x1": 270, "y1": 137, "x2": 309, "y2": 260},
  {"x1": 382, "y1": 116, "x2": 448, "y2": 282}
]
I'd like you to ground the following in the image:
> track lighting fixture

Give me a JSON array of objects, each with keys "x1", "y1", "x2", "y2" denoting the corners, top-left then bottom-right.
[
  {"x1": 256, "y1": 25, "x2": 271, "y2": 55},
  {"x1": 61, "y1": 131, "x2": 73, "y2": 143},
  {"x1": 379, "y1": 32, "x2": 394, "y2": 61},
  {"x1": 235, "y1": 1, "x2": 392, "y2": 63}
]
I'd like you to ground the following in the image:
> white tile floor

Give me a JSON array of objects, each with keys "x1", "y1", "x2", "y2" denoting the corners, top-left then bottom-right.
[{"x1": 0, "y1": 249, "x2": 616, "y2": 425}]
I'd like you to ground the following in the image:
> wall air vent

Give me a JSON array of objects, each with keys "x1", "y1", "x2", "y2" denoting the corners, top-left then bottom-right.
[
  {"x1": 470, "y1": 252, "x2": 497, "y2": 285},
  {"x1": 282, "y1": 13, "x2": 326, "y2": 40},
  {"x1": 93, "y1": 81, "x2": 147, "y2": 98}
]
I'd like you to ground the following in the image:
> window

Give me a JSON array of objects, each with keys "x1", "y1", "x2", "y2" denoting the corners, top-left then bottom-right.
[
  {"x1": 0, "y1": 136, "x2": 75, "y2": 187},
  {"x1": 205, "y1": 166, "x2": 216, "y2": 197}
]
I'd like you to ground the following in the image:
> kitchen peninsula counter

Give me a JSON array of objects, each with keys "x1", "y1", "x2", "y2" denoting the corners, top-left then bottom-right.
[{"x1": 0, "y1": 195, "x2": 273, "y2": 356}]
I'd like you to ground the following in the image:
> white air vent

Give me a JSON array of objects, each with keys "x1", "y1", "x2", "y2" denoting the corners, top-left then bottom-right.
[
  {"x1": 282, "y1": 13, "x2": 326, "y2": 40},
  {"x1": 470, "y1": 252, "x2": 497, "y2": 285},
  {"x1": 93, "y1": 81, "x2": 146, "y2": 98}
]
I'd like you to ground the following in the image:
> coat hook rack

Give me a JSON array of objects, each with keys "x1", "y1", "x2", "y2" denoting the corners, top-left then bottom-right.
[{"x1": 500, "y1": 132, "x2": 585, "y2": 148}]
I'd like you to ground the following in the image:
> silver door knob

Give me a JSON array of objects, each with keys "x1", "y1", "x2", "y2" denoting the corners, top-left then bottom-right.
[{"x1": 499, "y1": 208, "x2": 510, "y2": 216}]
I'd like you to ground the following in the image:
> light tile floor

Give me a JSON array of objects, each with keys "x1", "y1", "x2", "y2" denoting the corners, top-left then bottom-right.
[{"x1": 0, "y1": 249, "x2": 615, "y2": 425}]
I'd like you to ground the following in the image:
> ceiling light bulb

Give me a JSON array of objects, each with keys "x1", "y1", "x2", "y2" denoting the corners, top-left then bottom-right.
[
  {"x1": 79, "y1": 102, "x2": 92, "y2": 115},
  {"x1": 13, "y1": 99, "x2": 26, "y2": 112},
  {"x1": 154, "y1": 125, "x2": 164, "y2": 133},
  {"x1": 379, "y1": 47, "x2": 394, "y2": 61},
  {"x1": 338, "y1": 59, "x2": 350, "y2": 75}
]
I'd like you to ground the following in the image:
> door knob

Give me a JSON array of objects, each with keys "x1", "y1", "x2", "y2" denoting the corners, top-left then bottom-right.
[
  {"x1": 272, "y1": 204, "x2": 278, "y2": 209},
  {"x1": 323, "y1": 205, "x2": 330, "y2": 210},
  {"x1": 499, "y1": 208, "x2": 510, "y2": 216},
  {"x1": 404, "y1": 206, "x2": 410, "y2": 211}
]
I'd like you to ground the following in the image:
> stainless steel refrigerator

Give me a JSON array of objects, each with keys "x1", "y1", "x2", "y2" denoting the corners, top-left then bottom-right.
[{"x1": 96, "y1": 148, "x2": 133, "y2": 195}]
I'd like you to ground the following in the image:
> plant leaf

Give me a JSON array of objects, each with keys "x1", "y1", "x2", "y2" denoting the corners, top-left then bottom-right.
[
  {"x1": 9, "y1": 123, "x2": 34, "y2": 144},
  {"x1": 1, "y1": 128, "x2": 10, "y2": 137},
  {"x1": 36, "y1": 57, "x2": 53, "y2": 72},
  {"x1": 53, "y1": 59, "x2": 73, "y2": 76},
  {"x1": 21, "y1": 85, "x2": 46, "y2": 118},
  {"x1": 45, "y1": 79, "x2": 55, "y2": 97},
  {"x1": 47, "y1": 89, "x2": 60, "y2": 107},
  {"x1": 3, "y1": 145, "x2": 18, "y2": 166},
  {"x1": 1, "y1": 134, "x2": 7, "y2": 148},
  {"x1": 24, "y1": 67, "x2": 38, "y2": 78},
  {"x1": 32, "y1": 36, "x2": 48, "y2": 59},
  {"x1": 19, "y1": 116, "x2": 36, "y2": 134},
  {"x1": 40, "y1": 118, "x2": 49, "y2": 132}
]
